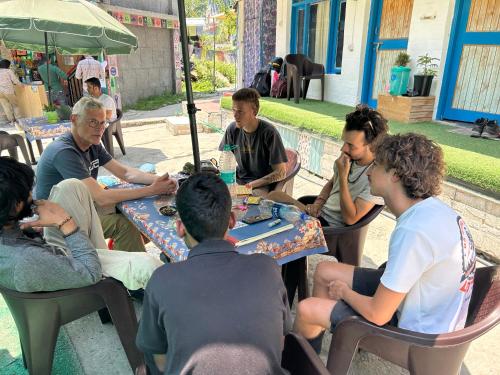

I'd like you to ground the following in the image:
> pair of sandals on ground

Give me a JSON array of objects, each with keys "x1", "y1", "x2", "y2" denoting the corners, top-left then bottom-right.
[{"x1": 471, "y1": 118, "x2": 499, "y2": 139}]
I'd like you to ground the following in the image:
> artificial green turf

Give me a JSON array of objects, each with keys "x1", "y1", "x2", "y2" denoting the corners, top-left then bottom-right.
[
  {"x1": 221, "y1": 96, "x2": 500, "y2": 194},
  {"x1": 0, "y1": 295, "x2": 84, "y2": 375}
]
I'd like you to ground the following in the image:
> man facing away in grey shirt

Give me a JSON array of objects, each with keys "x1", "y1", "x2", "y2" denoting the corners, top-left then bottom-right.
[{"x1": 0, "y1": 156, "x2": 101, "y2": 292}]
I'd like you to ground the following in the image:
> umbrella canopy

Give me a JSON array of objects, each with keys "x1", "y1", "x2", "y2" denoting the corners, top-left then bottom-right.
[{"x1": 0, "y1": 0, "x2": 138, "y2": 55}]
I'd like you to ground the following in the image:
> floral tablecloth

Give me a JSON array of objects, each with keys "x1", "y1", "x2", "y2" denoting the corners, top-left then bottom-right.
[
  {"x1": 17, "y1": 117, "x2": 71, "y2": 142},
  {"x1": 114, "y1": 183, "x2": 328, "y2": 265}
]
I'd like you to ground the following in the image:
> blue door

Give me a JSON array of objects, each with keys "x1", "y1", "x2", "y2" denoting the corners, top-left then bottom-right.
[
  {"x1": 438, "y1": 0, "x2": 500, "y2": 122},
  {"x1": 361, "y1": 0, "x2": 414, "y2": 108}
]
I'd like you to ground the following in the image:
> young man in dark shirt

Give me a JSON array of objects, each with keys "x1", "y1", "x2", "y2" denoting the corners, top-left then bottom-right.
[
  {"x1": 219, "y1": 88, "x2": 288, "y2": 195},
  {"x1": 136, "y1": 173, "x2": 292, "y2": 375}
]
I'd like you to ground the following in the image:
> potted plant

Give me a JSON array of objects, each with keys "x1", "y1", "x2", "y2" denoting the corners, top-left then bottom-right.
[
  {"x1": 414, "y1": 53, "x2": 439, "y2": 96},
  {"x1": 43, "y1": 103, "x2": 59, "y2": 124},
  {"x1": 389, "y1": 52, "x2": 411, "y2": 95}
]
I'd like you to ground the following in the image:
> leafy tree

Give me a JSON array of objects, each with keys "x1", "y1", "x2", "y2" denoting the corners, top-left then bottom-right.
[
  {"x1": 185, "y1": 0, "x2": 234, "y2": 18},
  {"x1": 217, "y1": 9, "x2": 236, "y2": 43}
]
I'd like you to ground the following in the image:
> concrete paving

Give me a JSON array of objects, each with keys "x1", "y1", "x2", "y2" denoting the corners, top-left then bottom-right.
[{"x1": 58, "y1": 121, "x2": 498, "y2": 375}]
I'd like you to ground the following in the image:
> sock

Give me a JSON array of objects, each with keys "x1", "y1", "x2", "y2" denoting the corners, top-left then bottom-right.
[{"x1": 307, "y1": 330, "x2": 325, "y2": 355}]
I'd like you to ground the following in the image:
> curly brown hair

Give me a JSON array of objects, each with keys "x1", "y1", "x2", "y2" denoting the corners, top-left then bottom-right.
[
  {"x1": 232, "y1": 88, "x2": 260, "y2": 112},
  {"x1": 375, "y1": 133, "x2": 445, "y2": 199},
  {"x1": 345, "y1": 104, "x2": 389, "y2": 144}
]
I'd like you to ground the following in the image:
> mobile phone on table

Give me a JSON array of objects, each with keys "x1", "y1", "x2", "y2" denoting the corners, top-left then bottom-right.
[{"x1": 242, "y1": 213, "x2": 272, "y2": 224}]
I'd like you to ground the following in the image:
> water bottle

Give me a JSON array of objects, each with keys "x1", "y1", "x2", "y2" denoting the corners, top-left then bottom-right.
[
  {"x1": 219, "y1": 144, "x2": 237, "y2": 201},
  {"x1": 259, "y1": 200, "x2": 307, "y2": 224}
]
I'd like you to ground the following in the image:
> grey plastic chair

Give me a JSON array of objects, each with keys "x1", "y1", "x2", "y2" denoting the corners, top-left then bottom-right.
[
  {"x1": 0, "y1": 130, "x2": 31, "y2": 165},
  {"x1": 0, "y1": 278, "x2": 144, "y2": 374},
  {"x1": 102, "y1": 109, "x2": 125, "y2": 157}
]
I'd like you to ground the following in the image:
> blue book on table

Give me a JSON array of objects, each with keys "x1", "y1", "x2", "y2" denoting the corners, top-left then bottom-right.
[{"x1": 228, "y1": 219, "x2": 294, "y2": 247}]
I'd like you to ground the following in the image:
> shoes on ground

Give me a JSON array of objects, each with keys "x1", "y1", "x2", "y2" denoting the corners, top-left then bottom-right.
[
  {"x1": 482, "y1": 119, "x2": 499, "y2": 139},
  {"x1": 471, "y1": 117, "x2": 488, "y2": 137}
]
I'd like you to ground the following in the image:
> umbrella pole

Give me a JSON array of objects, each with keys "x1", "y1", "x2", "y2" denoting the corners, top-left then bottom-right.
[
  {"x1": 177, "y1": 0, "x2": 201, "y2": 173},
  {"x1": 44, "y1": 32, "x2": 52, "y2": 105}
]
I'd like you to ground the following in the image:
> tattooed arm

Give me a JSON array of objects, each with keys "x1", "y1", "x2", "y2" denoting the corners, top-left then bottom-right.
[{"x1": 247, "y1": 163, "x2": 287, "y2": 189}]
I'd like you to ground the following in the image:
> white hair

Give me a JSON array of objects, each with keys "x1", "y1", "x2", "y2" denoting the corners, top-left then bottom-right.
[{"x1": 72, "y1": 97, "x2": 105, "y2": 121}]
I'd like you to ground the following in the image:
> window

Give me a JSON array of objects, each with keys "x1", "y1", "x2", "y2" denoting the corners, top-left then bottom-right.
[
  {"x1": 291, "y1": 0, "x2": 347, "y2": 74},
  {"x1": 331, "y1": 0, "x2": 346, "y2": 73}
]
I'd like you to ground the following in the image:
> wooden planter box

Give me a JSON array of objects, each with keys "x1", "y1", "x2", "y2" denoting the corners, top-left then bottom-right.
[{"x1": 377, "y1": 93, "x2": 435, "y2": 123}]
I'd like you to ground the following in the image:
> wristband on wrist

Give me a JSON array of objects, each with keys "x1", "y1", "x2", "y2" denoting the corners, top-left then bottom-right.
[
  {"x1": 57, "y1": 216, "x2": 72, "y2": 230},
  {"x1": 62, "y1": 226, "x2": 80, "y2": 238}
]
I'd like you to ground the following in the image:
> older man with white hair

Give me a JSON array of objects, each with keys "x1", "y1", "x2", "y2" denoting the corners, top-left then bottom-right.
[{"x1": 36, "y1": 97, "x2": 177, "y2": 252}]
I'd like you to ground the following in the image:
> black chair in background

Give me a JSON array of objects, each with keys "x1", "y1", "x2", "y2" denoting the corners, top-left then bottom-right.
[{"x1": 285, "y1": 54, "x2": 325, "y2": 104}]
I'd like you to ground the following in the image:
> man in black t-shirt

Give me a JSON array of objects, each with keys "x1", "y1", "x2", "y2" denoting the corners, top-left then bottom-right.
[
  {"x1": 219, "y1": 88, "x2": 288, "y2": 195},
  {"x1": 136, "y1": 173, "x2": 292, "y2": 375},
  {"x1": 35, "y1": 97, "x2": 177, "y2": 252}
]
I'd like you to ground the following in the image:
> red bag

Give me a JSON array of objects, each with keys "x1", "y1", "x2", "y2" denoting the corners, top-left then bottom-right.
[
  {"x1": 271, "y1": 77, "x2": 287, "y2": 98},
  {"x1": 271, "y1": 63, "x2": 287, "y2": 98}
]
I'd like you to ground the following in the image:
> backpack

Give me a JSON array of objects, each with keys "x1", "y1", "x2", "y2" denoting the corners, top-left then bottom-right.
[
  {"x1": 269, "y1": 56, "x2": 283, "y2": 73},
  {"x1": 250, "y1": 66, "x2": 271, "y2": 97},
  {"x1": 271, "y1": 63, "x2": 287, "y2": 98}
]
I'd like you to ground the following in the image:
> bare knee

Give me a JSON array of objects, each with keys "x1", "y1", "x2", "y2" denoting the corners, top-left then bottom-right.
[
  {"x1": 314, "y1": 260, "x2": 339, "y2": 286},
  {"x1": 295, "y1": 297, "x2": 335, "y2": 330},
  {"x1": 296, "y1": 298, "x2": 317, "y2": 324},
  {"x1": 314, "y1": 260, "x2": 354, "y2": 286}
]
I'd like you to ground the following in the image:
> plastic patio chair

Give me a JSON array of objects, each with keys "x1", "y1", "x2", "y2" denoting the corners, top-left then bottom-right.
[
  {"x1": 137, "y1": 331, "x2": 330, "y2": 375},
  {"x1": 326, "y1": 265, "x2": 500, "y2": 375},
  {"x1": 283, "y1": 197, "x2": 384, "y2": 306},
  {"x1": 285, "y1": 54, "x2": 325, "y2": 104},
  {"x1": 0, "y1": 277, "x2": 144, "y2": 374},
  {"x1": 272, "y1": 148, "x2": 302, "y2": 195},
  {"x1": 282, "y1": 332, "x2": 330, "y2": 375},
  {"x1": 102, "y1": 108, "x2": 125, "y2": 157},
  {"x1": 0, "y1": 130, "x2": 31, "y2": 165}
]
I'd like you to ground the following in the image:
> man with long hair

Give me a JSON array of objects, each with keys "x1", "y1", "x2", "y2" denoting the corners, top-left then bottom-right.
[{"x1": 0, "y1": 157, "x2": 161, "y2": 292}]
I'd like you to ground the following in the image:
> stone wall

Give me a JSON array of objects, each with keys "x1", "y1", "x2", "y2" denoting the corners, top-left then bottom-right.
[
  {"x1": 220, "y1": 109, "x2": 500, "y2": 262},
  {"x1": 115, "y1": 25, "x2": 175, "y2": 106}
]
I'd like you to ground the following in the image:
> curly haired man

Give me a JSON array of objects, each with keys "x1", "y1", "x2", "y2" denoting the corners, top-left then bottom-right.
[{"x1": 294, "y1": 133, "x2": 476, "y2": 353}]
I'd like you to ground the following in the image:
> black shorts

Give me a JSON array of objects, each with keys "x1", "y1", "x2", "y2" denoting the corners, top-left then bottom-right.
[{"x1": 329, "y1": 267, "x2": 398, "y2": 331}]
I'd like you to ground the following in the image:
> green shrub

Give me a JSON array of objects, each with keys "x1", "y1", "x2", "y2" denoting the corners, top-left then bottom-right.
[
  {"x1": 215, "y1": 61, "x2": 236, "y2": 84},
  {"x1": 192, "y1": 58, "x2": 236, "y2": 86}
]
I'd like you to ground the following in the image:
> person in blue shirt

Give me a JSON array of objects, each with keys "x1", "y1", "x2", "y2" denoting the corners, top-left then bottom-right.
[{"x1": 37, "y1": 55, "x2": 68, "y2": 104}]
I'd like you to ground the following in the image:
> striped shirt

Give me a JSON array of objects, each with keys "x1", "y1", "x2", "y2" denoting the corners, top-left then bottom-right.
[
  {"x1": 75, "y1": 57, "x2": 105, "y2": 86},
  {"x1": 0, "y1": 68, "x2": 21, "y2": 95}
]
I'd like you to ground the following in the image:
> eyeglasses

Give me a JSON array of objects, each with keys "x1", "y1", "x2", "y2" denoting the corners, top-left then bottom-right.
[{"x1": 87, "y1": 119, "x2": 108, "y2": 129}]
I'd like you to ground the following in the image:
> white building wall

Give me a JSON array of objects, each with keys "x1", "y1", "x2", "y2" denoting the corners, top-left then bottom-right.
[
  {"x1": 280, "y1": 0, "x2": 372, "y2": 106},
  {"x1": 276, "y1": 0, "x2": 292, "y2": 58},
  {"x1": 279, "y1": 0, "x2": 458, "y2": 115},
  {"x1": 406, "y1": 0, "x2": 456, "y2": 116}
]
